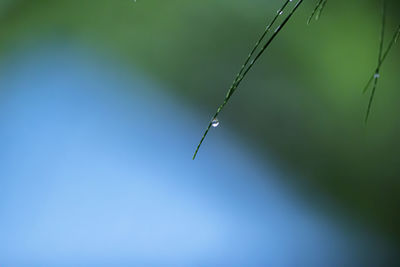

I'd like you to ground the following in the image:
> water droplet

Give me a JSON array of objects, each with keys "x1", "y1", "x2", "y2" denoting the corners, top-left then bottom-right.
[
  {"x1": 212, "y1": 118, "x2": 220, "y2": 128},
  {"x1": 374, "y1": 73, "x2": 380, "y2": 79}
]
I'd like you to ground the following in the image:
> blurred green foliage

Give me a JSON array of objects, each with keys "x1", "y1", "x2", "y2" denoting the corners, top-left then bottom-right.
[{"x1": 1, "y1": 0, "x2": 400, "y2": 241}]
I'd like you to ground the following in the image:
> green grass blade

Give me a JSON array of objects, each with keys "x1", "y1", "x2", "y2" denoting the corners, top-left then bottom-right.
[
  {"x1": 365, "y1": 0, "x2": 386, "y2": 123},
  {"x1": 315, "y1": 0, "x2": 328, "y2": 21},
  {"x1": 363, "y1": 24, "x2": 400, "y2": 94},
  {"x1": 233, "y1": 0, "x2": 293, "y2": 84},
  {"x1": 193, "y1": 0, "x2": 304, "y2": 159},
  {"x1": 365, "y1": 73, "x2": 380, "y2": 123},
  {"x1": 307, "y1": 0, "x2": 328, "y2": 25}
]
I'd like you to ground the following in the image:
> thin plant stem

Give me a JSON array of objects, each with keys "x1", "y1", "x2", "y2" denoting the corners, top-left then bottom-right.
[
  {"x1": 307, "y1": 0, "x2": 328, "y2": 25},
  {"x1": 363, "y1": 24, "x2": 400, "y2": 94},
  {"x1": 315, "y1": 0, "x2": 328, "y2": 20},
  {"x1": 365, "y1": 0, "x2": 386, "y2": 123},
  {"x1": 193, "y1": 0, "x2": 304, "y2": 159},
  {"x1": 233, "y1": 0, "x2": 293, "y2": 86}
]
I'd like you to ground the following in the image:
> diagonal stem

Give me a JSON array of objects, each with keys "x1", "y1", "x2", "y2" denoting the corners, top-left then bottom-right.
[
  {"x1": 365, "y1": 0, "x2": 386, "y2": 123},
  {"x1": 315, "y1": 0, "x2": 328, "y2": 20},
  {"x1": 232, "y1": 0, "x2": 293, "y2": 87},
  {"x1": 193, "y1": 0, "x2": 304, "y2": 159},
  {"x1": 307, "y1": 0, "x2": 328, "y2": 25},
  {"x1": 363, "y1": 24, "x2": 400, "y2": 94}
]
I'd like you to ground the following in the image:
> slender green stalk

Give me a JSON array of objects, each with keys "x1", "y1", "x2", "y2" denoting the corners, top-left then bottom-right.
[
  {"x1": 315, "y1": 0, "x2": 328, "y2": 20},
  {"x1": 365, "y1": 0, "x2": 386, "y2": 123},
  {"x1": 307, "y1": 0, "x2": 328, "y2": 25},
  {"x1": 193, "y1": 0, "x2": 304, "y2": 159},
  {"x1": 363, "y1": 24, "x2": 400, "y2": 94},
  {"x1": 233, "y1": 0, "x2": 293, "y2": 86},
  {"x1": 229, "y1": 0, "x2": 305, "y2": 99}
]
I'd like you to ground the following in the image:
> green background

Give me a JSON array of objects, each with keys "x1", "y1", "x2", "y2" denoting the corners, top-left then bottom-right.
[{"x1": 1, "y1": 0, "x2": 400, "y2": 244}]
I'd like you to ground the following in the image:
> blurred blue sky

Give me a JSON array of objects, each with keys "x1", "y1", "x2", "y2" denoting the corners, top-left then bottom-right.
[{"x1": 0, "y1": 43, "x2": 396, "y2": 266}]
